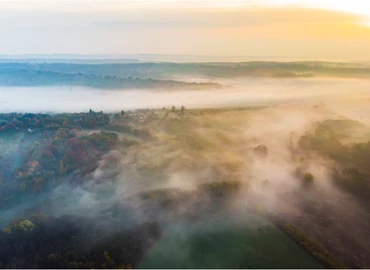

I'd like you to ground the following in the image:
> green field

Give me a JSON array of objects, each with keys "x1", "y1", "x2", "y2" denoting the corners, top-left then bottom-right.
[{"x1": 139, "y1": 212, "x2": 323, "y2": 269}]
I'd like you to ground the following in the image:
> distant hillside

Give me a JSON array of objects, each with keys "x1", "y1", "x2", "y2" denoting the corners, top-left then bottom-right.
[
  {"x1": 0, "y1": 66, "x2": 222, "y2": 89},
  {"x1": 1, "y1": 61, "x2": 369, "y2": 80},
  {"x1": 0, "y1": 59, "x2": 140, "y2": 64}
]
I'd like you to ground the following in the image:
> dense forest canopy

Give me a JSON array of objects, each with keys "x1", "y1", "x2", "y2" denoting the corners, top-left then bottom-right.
[{"x1": 1, "y1": 106, "x2": 370, "y2": 268}]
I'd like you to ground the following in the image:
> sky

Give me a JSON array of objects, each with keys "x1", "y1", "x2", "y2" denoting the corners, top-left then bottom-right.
[{"x1": 1, "y1": 0, "x2": 370, "y2": 60}]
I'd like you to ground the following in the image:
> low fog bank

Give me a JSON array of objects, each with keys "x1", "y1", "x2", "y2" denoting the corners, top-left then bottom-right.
[{"x1": 1, "y1": 78, "x2": 370, "y2": 118}]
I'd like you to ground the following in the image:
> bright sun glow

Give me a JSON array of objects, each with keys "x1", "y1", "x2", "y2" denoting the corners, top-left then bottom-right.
[{"x1": 294, "y1": 0, "x2": 370, "y2": 17}]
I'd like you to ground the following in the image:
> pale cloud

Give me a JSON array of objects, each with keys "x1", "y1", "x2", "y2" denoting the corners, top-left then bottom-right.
[{"x1": 0, "y1": 0, "x2": 369, "y2": 59}]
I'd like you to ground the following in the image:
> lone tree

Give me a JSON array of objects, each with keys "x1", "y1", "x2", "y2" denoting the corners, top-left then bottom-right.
[
  {"x1": 171, "y1": 106, "x2": 176, "y2": 112},
  {"x1": 303, "y1": 172, "x2": 314, "y2": 186},
  {"x1": 253, "y1": 145, "x2": 268, "y2": 157},
  {"x1": 181, "y1": 105, "x2": 185, "y2": 113}
]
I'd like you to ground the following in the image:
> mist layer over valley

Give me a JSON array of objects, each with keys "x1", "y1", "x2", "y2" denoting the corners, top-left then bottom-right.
[
  {"x1": 1, "y1": 78, "x2": 370, "y2": 119},
  {"x1": 1, "y1": 61, "x2": 370, "y2": 269}
]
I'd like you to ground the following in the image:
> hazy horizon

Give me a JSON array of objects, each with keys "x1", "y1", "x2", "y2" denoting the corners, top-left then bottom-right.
[{"x1": 1, "y1": 54, "x2": 370, "y2": 64}]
